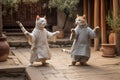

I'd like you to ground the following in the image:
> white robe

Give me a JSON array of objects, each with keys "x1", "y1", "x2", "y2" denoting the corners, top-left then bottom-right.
[{"x1": 22, "y1": 26, "x2": 58, "y2": 63}]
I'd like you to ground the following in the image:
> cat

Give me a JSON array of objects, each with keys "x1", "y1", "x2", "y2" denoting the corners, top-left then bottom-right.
[
  {"x1": 16, "y1": 15, "x2": 60, "y2": 66},
  {"x1": 62, "y1": 14, "x2": 99, "y2": 66}
]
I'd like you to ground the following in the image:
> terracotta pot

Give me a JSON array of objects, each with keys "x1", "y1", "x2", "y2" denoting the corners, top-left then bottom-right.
[
  {"x1": 101, "y1": 44, "x2": 116, "y2": 57},
  {"x1": 0, "y1": 35, "x2": 10, "y2": 61},
  {"x1": 109, "y1": 32, "x2": 115, "y2": 44}
]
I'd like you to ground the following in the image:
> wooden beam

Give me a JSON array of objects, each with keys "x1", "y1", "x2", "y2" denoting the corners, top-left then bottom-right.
[
  {"x1": 88, "y1": 0, "x2": 91, "y2": 26},
  {"x1": 94, "y1": 0, "x2": 100, "y2": 51},
  {"x1": 113, "y1": 0, "x2": 120, "y2": 56},
  {"x1": 113, "y1": 0, "x2": 118, "y2": 20},
  {"x1": 0, "y1": 0, "x2": 2, "y2": 37},
  {"x1": 113, "y1": 0, "x2": 118, "y2": 43},
  {"x1": 101, "y1": 0, "x2": 106, "y2": 43},
  {"x1": 83, "y1": 0, "x2": 88, "y2": 19}
]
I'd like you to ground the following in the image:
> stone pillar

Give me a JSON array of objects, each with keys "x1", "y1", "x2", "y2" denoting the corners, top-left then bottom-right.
[
  {"x1": 101, "y1": 0, "x2": 106, "y2": 43},
  {"x1": 94, "y1": 0, "x2": 100, "y2": 51}
]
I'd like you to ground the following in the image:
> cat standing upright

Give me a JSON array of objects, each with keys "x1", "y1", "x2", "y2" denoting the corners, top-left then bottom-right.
[
  {"x1": 63, "y1": 14, "x2": 99, "y2": 66},
  {"x1": 16, "y1": 15, "x2": 60, "y2": 66}
]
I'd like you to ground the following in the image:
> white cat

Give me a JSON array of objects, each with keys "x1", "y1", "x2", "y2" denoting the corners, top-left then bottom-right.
[{"x1": 16, "y1": 15, "x2": 60, "y2": 66}]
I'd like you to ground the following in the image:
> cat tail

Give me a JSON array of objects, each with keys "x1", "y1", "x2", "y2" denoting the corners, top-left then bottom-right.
[{"x1": 62, "y1": 49, "x2": 71, "y2": 54}]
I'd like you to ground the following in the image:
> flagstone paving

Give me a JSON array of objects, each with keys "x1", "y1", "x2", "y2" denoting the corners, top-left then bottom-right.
[{"x1": 10, "y1": 47, "x2": 120, "y2": 80}]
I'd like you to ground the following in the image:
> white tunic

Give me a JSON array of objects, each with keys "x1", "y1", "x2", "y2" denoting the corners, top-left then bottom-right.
[
  {"x1": 17, "y1": 17, "x2": 59, "y2": 63},
  {"x1": 27, "y1": 27, "x2": 58, "y2": 63}
]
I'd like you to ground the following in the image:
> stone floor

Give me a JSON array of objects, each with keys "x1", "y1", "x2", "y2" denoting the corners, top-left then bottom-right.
[{"x1": 2, "y1": 47, "x2": 119, "y2": 80}]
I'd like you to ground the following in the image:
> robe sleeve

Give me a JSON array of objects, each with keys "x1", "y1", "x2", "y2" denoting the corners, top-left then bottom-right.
[
  {"x1": 47, "y1": 31, "x2": 58, "y2": 38},
  {"x1": 72, "y1": 26, "x2": 79, "y2": 40},
  {"x1": 45, "y1": 29, "x2": 59, "y2": 42},
  {"x1": 26, "y1": 33, "x2": 35, "y2": 45},
  {"x1": 74, "y1": 26, "x2": 79, "y2": 36},
  {"x1": 88, "y1": 27, "x2": 96, "y2": 39}
]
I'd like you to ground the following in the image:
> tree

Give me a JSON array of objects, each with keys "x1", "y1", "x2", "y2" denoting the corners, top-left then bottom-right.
[
  {"x1": 0, "y1": 0, "x2": 40, "y2": 37},
  {"x1": 49, "y1": 0, "x2": 80, "y2": 30},
  {"x1": 106, "y1": 11, "x2": 120, "y2": 32}
]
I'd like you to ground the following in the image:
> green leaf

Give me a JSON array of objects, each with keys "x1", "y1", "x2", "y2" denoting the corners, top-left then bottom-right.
[{"x1": 49, "y1": 0, "x2": 80, "y2": 16}]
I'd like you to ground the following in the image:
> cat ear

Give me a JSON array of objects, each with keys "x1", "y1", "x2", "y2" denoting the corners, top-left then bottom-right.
[
  {"x1": 76, "y1": 14, "x2": 79, "y2": 17},
  {"x1": 36, "y1": 15, "x2": 40, "y2": 20},
  {"x1": 83, "y1": 14, "x2": 86, "y2": 19},
  {"x1": 44, "y1": 15, "x2": 46, "y2": 19}
]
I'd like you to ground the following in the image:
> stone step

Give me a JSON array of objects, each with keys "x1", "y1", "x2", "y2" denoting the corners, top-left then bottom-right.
[
  {"x1": 3, "y1": 28, "x2": 33, "y2": 36},
  {"x1": 7, "y1": 36, "x2": 73, "y2": 47}
]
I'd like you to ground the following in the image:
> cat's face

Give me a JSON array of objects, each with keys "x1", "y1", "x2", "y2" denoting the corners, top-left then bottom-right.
[
  {"x1": 35, "y1": 15, "x2": 47, "y2": 29},
  {"x1": 75, "y1": 14, "x2": 87, "y2": 26}
]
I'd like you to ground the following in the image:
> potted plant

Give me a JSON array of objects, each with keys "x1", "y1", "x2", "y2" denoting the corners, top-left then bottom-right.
[
  {"x1": 48, "y1": 0, "x2": 80, "y2": 38},
  {"x1": 101, "y1": 11, "x2": 120, "y2": 57},
  {"x1": 106, "y1": 11, "x2": 120, "y2": 56},
  {"x1": 106, "y1": 11, "x2": 120, "y2": 33}
]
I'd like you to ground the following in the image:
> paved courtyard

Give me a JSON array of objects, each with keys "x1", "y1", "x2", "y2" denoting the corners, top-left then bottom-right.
[
  {"x1": 9, "y1": 47, "x2": 120, "y2": 80},
  {"x1": 0, "y1": 47, "x2": 120, "y2": 80}
]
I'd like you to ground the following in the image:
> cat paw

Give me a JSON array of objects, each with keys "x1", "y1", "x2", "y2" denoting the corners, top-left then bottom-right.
[
  {"x1": 28, "y1": 63, "x2": 33, "y2": 67},
  {"x1": 56, "y1": 31, "x2": 60, "y2": 34}
]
